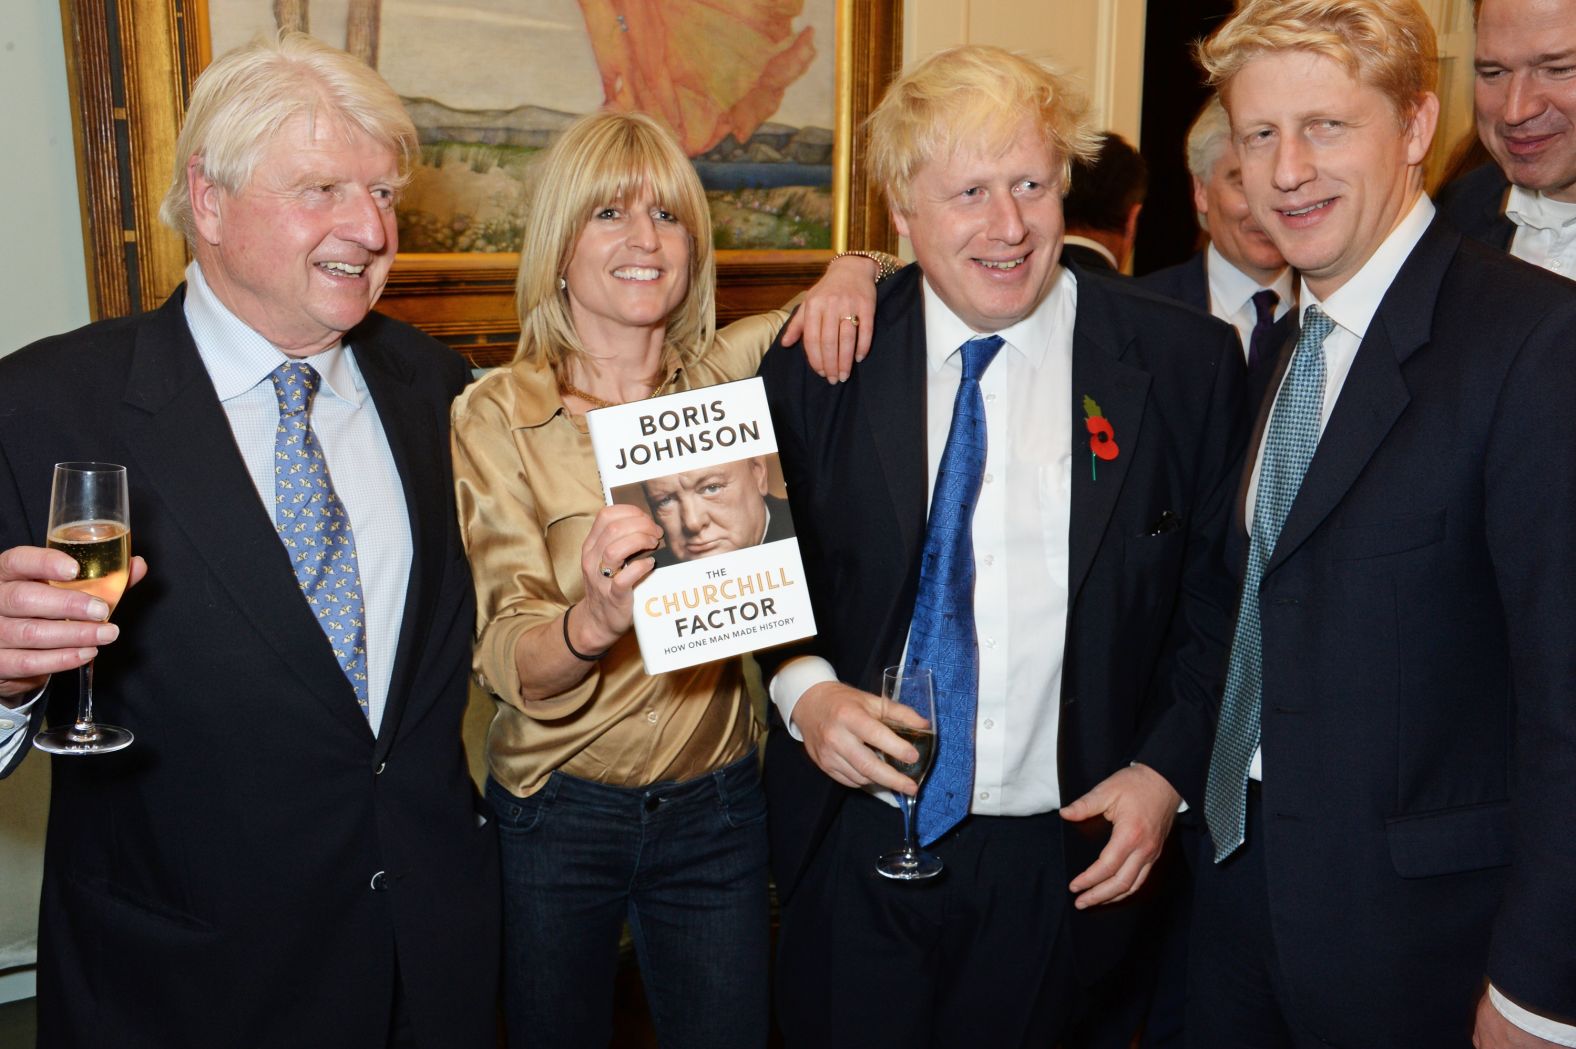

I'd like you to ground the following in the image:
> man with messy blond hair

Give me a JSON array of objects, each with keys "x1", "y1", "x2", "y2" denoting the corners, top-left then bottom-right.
[
  {"x1": 757, "y1": 44, "x2": 1243, "y2": 1048},
  {"x1": 1194, "y1": 2, "x2": 1576, "y2": 1045}
]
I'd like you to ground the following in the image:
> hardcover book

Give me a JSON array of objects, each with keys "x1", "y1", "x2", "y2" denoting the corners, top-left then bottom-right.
[{"x1": 585, "y1": 377, "x2": 816, "y2": 674}]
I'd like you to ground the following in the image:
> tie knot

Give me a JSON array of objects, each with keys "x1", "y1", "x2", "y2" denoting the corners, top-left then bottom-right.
[
  {"x1": 270, "y1": 360, "x2": 321, "y2": 416},
  {"x1": 1251, "y1": 289, "x2": 1279, "y2": 325},
  {"x1": 1298, "y1": 305, "x2": 1335, "y2": 349},
  {"x1": 959, "y1": 335, "x2": 1004, "y2": 382}
]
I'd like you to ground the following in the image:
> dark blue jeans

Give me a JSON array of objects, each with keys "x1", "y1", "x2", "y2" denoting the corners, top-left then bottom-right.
[{"x1": 487, "y1": 750, "x2": 769, "y2": 1049}]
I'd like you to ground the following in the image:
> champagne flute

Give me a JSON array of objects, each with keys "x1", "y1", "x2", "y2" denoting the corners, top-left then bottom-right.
[
  {"x1": 33, "y1": 462, "x2": 134, "y2": 755},
  {"x1": 875, "y1": 665, "x2": 942, "y2": 880}
]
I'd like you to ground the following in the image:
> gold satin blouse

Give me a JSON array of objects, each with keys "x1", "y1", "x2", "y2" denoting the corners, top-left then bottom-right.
[{"x1": 453, "y1": 309, "x2": 789, "y2": 798}]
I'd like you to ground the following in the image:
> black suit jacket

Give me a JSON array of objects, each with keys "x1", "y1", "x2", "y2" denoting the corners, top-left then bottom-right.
[
  {"x1": 1061, "y1": 240, "x2": 1118, "y2": 273},
  {"x1": 1137, "y1": 249, "x2": 1295, "y2": 418},
  {"x1": 757, "y1": 261, "x2": 1244, "y2": 981},
  {"x1": 1225, "y1": 217, "x2": 1576, "y2": 1041},
  {"x1": 0, "y1": 290, "x2": 499, "y2": 1049},
  {"x1": 1435, "y1": 162, "x2": 1515, "y2": 251}
]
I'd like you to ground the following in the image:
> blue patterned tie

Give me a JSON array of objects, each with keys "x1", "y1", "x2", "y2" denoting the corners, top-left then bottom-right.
[
  {"x1": 908, "y1": 334, "x2": 1003, "y2": 846},
  {"x1": 1204, "y1": 306, "x2": 1333, "y2": 860},
  {"x1": 270, "y1": 361, "x2": 370, "y2": 717}
]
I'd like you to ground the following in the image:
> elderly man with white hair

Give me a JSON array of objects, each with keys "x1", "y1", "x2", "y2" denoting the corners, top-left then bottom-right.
[{"x1": 0, "y1": 33, "x2": 498, "y2": 1048}]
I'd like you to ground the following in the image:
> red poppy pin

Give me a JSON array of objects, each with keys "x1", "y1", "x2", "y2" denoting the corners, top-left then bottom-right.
[{"x1": 1083, "y1": 395, "x2": 1119, "y2": 479}]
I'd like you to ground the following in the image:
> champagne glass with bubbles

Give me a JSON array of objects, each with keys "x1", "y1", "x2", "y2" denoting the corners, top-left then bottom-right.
[
  {"x1": 33, "y1": 462, "x2": 134, "y2": 755},
  {"x1": 875, "y1": 665, "x2": 942, "y2": 880}
]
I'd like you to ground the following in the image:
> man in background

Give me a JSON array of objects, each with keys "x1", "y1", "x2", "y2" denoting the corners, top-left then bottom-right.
[
  {"x1": 1437, "y1": 0, "x2": 1576, "y2": 278},
  {"x1": 1062, "y1": 132, "x2": 1149, "y2": 273},
  {"x1": 0, "y1": 33, "x2": 498, "y2": 1048},
  {"x1": 1195, "y1": 1, "x2": 1576, "y2": 1044},
  {"x1": 1140, "y1": 96, "x2": 1296, "y2": 410}
]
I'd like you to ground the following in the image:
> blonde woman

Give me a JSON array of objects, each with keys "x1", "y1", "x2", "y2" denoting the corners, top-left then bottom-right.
[{"x1": 452, "y1": 110, "x2": 887, "y2": 1049}]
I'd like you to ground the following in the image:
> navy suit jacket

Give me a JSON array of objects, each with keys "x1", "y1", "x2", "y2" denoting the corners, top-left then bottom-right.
[
  {"x1": 1137, "y1": 248, "x2": 1294, "y2": 420},
  {"x1": 0, "y1": 290, "x2": 499, "y2": 1049},
  {"x1": 1224, "y1": 216, "x2": 1576, "y2": 1041},
  {"x1": 1435, "y1": 162, "x2": 1515, "y2": 251},
  {"x1": 757, "y1": 260, "x2": 1244, "y2": 981}
]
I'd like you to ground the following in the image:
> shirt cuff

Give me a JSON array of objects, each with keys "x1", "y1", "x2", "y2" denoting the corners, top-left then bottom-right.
[
  {"x1": 767, "y1": 655, "x2": 839, "y2": 741},
  {"x1": 0, "y1": 685, "x2": 45, "y2": 769},
  {"x1": 1491, "y1": 985, "x2": 1576, "y2": 1046}
]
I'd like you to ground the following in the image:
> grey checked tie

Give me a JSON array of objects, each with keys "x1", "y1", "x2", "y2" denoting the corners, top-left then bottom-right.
[
  {"x1": 270, "y1": 361, "x2": 371, "y2": 717},
  {"x1": 1204, "y1": 305, "x2": 1333, "y2": 861}
]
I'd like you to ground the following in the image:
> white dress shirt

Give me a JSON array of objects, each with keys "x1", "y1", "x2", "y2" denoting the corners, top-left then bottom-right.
[
  {"x1": 771, "y1": 268, "x2": 1077, "y2": 816},
  {"x1": 1205, "y1": 243, "x2": 1295, "y2": 363},
  {"x1": 1507, "y1": 184, "x2": 1576, "y2": 279},
  {"x1": 184, "y1": 262, "x2": 411, "y2": 733},
  {"x1": 1242, "y1": 195, "x2": 1576, "y2": 1044}
]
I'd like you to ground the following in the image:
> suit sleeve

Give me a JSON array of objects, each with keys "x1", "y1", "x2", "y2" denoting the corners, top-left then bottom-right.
[
  {"x1": 1482, "y1": 299, "x2": 1576, "y2": 1022},
  {"x1": 1132, "y1": 321, "x2": 1247, "y2": 806}
]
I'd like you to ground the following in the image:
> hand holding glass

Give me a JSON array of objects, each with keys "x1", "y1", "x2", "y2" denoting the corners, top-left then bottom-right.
[
  {"x1": 875, "y1": 665, "x2": 942, "y2": 880},
  {"x1": 33, "y1": 462, "x2": 134, "y2": 755}
]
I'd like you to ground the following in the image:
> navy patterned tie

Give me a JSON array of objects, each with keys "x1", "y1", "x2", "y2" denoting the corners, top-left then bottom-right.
[
  {"x1": 270, "y1": 361, "x2": 370, "y2": 717},
  {"x1": 1247, "y1": 289, "x2": 1280, "y2": 375},
  {"x1": 908, "y1": 334, "x2": 1003, "y2": 846},
  {"x1": 1204, "y1": 306, "x2": 1333, "y2": 860}
]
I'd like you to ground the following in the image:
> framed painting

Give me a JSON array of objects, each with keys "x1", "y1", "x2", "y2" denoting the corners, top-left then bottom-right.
[{"x1": 59, "y1": 0, "x2": 902, "y2": 366}]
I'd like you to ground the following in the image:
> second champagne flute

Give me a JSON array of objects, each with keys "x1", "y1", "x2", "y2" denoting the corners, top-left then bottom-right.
[{"x1": 875, "y1": 665, "x2": 942, "y2": 880}]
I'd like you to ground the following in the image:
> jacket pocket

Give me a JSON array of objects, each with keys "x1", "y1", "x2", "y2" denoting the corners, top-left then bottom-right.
[
  {"x1": 1331, "y1": 508, "x2": 1446, "y2": 561},
  {"x1": 1385, "y1": 800, "x2": 1511, "y2": 877}
]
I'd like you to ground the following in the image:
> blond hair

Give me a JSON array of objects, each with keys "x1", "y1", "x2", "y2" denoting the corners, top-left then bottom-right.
[
  {"x1": 512, "y1": 110, "x2": 715, "y2": 377},
  {"x1": 1197, "y1": 0, "x2": 1438, "y2": 120},
  {"x1": 159, "y1": 31, "x2": 417, "y2": 241},
  {"x1": 866, "y1": 45, "x2": 1101, "y2": 213}
]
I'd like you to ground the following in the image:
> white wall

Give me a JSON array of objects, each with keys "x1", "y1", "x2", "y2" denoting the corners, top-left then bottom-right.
[{"x1": 0, "y1": 0, "x2": 87, "y2": 1000}]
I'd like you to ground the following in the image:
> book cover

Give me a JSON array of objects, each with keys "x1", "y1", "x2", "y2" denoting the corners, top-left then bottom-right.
[{"x1": 585, "y1": 377, "x2": 816, "y2": 674}]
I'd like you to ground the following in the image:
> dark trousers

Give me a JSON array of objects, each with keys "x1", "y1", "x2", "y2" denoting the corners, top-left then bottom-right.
[
  {"x1": 1186, "y1": 786, "x2": 1303, "y2": 1049},
  {"x1": 489, "y1": 751, "x2": 770, "y2": 1049},
  {"x1": 776, "y1": 791, "x2": 1078, "y2": 1049}
]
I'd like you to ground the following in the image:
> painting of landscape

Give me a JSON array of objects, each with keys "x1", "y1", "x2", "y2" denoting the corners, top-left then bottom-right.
[{"x1": 208, "y1": 0, "x2": 837, "y2": 253}]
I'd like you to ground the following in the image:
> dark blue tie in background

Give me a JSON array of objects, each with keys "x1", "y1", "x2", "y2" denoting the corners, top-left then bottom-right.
[{"x1": 908, "y1": 334, "x2": 1003, "y2": 845}]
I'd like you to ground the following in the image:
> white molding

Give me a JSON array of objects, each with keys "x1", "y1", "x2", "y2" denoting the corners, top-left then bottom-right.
[{"x1": 0, "y1": 967, "x2": 36, "y2": 1005}]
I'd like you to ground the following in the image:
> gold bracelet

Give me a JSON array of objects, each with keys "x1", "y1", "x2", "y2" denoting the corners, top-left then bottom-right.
[{"x1": 833, "y1": 249, "x2": 903, "y2": 284}]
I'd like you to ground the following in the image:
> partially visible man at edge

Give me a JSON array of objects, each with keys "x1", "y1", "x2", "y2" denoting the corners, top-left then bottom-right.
[
  {"x1": 1437, "y1": 0, "x2": 1576, "y2": 278},
  {"x1": 1194, "y1": 2, "x2": 1576, "y2": 1045}
]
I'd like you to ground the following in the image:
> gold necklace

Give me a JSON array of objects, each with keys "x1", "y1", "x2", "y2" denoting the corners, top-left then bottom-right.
[{"x1": 558, "y1": 373, "x2": 671, "y2": 410}]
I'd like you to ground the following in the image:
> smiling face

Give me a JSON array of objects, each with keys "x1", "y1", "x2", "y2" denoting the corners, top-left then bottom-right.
[
  {"x1": 1194, "y1": 147, "x2": 1287, "y2": 286},
  {"x1": 643, "y1": 458, "x2": 770, "y2": 562},
  {"x1": 1227, "y1": 50, "x2": 1436, "y2": 300},
  {"x1": 1475, "y1": 0, "x2": 1576, "y2": 201},
  {"x1": 190, "y1": 114, "x2": 399, "y2": 357},
  {"x1": 564, "y1": 187, "x2": 692, "y2": 348},
  {"x1": 892, "y1": 120, "x2": 1065, "y2": 333}
]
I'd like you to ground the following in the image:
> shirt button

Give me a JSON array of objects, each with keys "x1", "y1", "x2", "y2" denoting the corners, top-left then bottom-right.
[
  {"x1": 982, "y1": 554, "x2": 994, "y2": 567},
  {"x1": 986, "y1": 393, "x2": 997, "y2": 403},
  {"x1": 978, "y1": 791, "x2": 990, "y2": 801},
  {"x1": 983, "y1": 637, "x2": 996, "y2": 649},
  {"x1": 646, "y1": 710, "x2": 658, "y2": 724},
  {"x1": 983, "y1": 719, "x2": 995, "y2": 730},
  {"x1": 983, "y1": 472, "x2": 994, "y2": 484}
]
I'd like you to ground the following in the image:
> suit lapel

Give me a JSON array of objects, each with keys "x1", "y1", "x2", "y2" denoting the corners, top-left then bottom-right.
[
  {"x1": 863, "y1": 273, "x2": 930, "y2": 572},
  {"x1": 1068, "y1": 275, "x2": 1151, "y2": 603},
  {"x1": 119, "y1": 292, "x2": 373, "y2": 740},
  {"x1": 1263, "y1": 220, "x2": 1454, "y2": 574},
  {"x1": 353, "y1": 333, "x2": 445, "y2": 760}
]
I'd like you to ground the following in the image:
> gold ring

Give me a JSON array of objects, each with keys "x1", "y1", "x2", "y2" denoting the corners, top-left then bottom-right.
[{"x1": 841, "y1": 314, "x2": 860, "y2": 327}]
